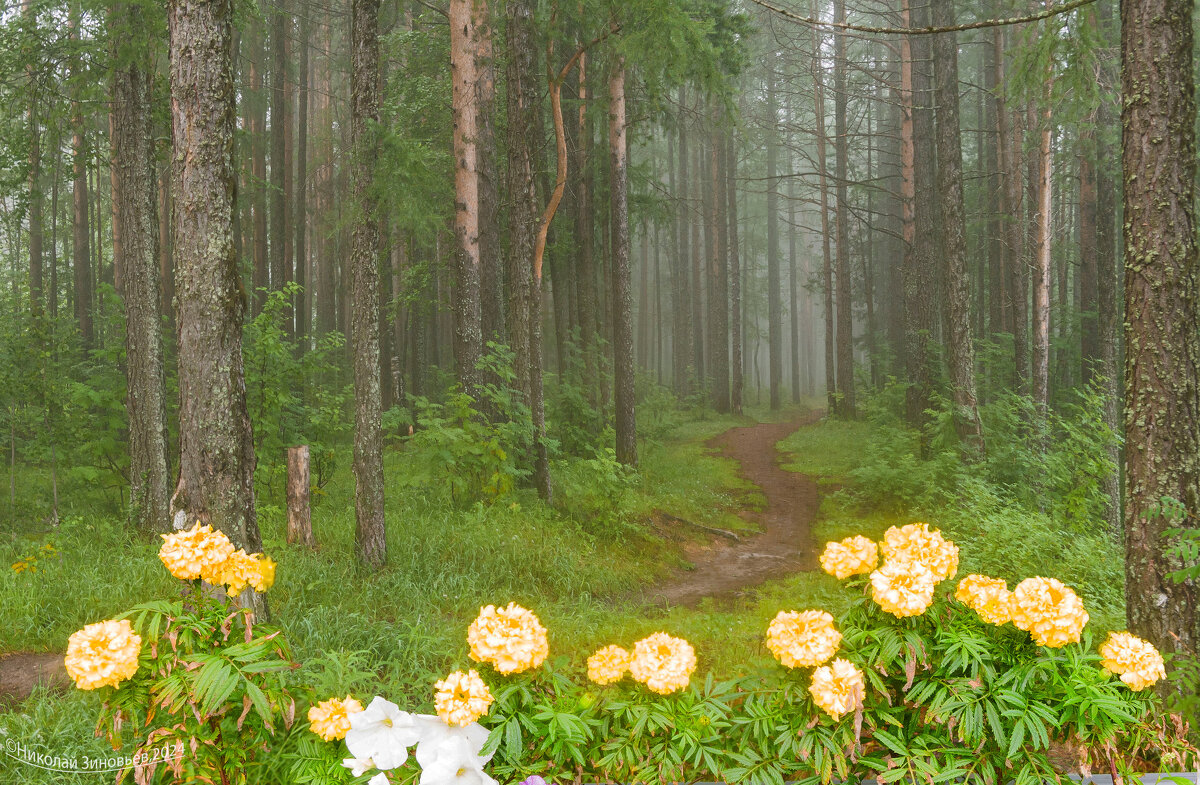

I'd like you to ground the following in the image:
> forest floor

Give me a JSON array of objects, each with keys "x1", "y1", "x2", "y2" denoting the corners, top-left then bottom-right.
[{"x1": 646, "y1": 409, "x2": 824, "y2": 606}]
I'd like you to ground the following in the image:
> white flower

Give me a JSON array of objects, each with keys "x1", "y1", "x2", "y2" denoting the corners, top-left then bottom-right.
[
  {"x1": 413, "y1": 715, "x2": 496, "y2": 785},
  {"x1": 345, "y1": 697, "x2": 422, "y2": 770},
  {"x1": 368, "y1": 774, "x2": 389, "y2": 785},
  {"x1": 343, "y1": 757, "x2": 375, "y2": 777}
]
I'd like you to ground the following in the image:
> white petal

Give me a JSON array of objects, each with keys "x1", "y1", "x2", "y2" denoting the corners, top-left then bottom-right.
[
  {"x1": 368, "y1": 774, "x2": 390, "y2": 785},
  {"x1": 342, "y1": 757, "x2": 375, "y2": 777}
]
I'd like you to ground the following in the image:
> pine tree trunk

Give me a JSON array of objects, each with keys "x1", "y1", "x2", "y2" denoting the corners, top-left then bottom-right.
[
  {"x1": 1121, "y1": 0, "x2": 1200, "y2": 657},
  {"x1": 728, "y1": 130, "x2": 743, "y2": 415},
  {"x1": 708, "y1": 120, "x2": 729, "y2": 413},
  {"x1": 575, "y1": 56, "x2": 599, "y2": 396},
  {"x1": 1079, "y1": 135, "x2": 1100, "y2": 384},
  {"x1": 673, "y1": 88, "x2": 692, "y2": 396},
  {"x1": 294, "y1": 0, "x2": 310, "y2": 343},
  {"x1": 1031, "y1": 93, "x2": 1053, "y2": 414},
  {"x1": 476, "y1": 0, "x2": 503, "y2": 347},
  {"x1": 168, "y1": 0, "x2": 263, "y2": 573},
  {"x1": 811, "y1": 7, "x2": 835, "y2": 414},
  {"x1": 931, "y1": 0, "x2": 983, "y2": 454},
  {"x1": 112, "y1": 0, "x2": 171, "y2": 533},
  {"x1": 833, "y1": 0, "x2": 855, "y2": 418},
  {"x1": 766, "y1": 62, "x2": 782, "y2": 411},
  {"x1": 25, "y1": 0, "x2": 42, "y2": 320},
  {"x1": 609, "y1": 58, "x2": 636, "y2": 467},
  {"x1": 70, "y1": 7, "x2": 92, "y2": 347},
  {"x1": 348, "y1": 0, "x2": 386, "y2": 568},
  {"x1": 450, "y1": 0, "x2": 483, "y2": 394},
  {"x1": 270, "y1": 5, "x2": 289, "y2": 312},
  {"x1": 249, "y1": 19, "x2": 267, "y2": 315},
  {"x1": 903, "y1": 0, "x2": 939, "y2": 432}
]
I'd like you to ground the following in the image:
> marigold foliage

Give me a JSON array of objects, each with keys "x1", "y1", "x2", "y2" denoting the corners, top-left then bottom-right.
[
  {"x1": 64, "y1": 619, "x2": 142, "y2": 690},
  {"x1": 765, "y1": 610, "x2": 841, "y2": 668},
  {"x1": 629, "y1": 633, "x2": 697, "y2": 695},
  {"x1": 467, "y1": 603, "x2": 549, "y2": 674}
]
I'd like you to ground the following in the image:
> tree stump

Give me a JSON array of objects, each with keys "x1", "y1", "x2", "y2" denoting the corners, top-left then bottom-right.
[{"x1": 286, "y1": 445, "x2": 314, "y2": 546}]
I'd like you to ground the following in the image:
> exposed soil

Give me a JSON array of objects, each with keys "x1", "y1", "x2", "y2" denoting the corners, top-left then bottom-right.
[
  {"x1": 0, "y1": 652, "x2": 68, "y2": 706},
  {"x1": 644, "y1": 410, "x2": 824, "y2": 607}
]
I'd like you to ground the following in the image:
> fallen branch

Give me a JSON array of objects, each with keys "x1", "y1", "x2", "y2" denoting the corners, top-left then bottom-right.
[{"x1": 655, "y1": 512, "x2": 742, "y2": 543}]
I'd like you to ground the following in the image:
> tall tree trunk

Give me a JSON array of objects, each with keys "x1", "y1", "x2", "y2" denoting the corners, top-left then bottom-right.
[
  {"x1": 476, "y1": 0, "x2": 502, "y2": 348},
  {"x1": 727, "y1": 129, "x2": 743, "y2": 415},
  {"x1": 994, "y1": 27, "x2": 1027, "y2": 389},
  {"x1": 931, "y1": 0, "x2": 983, "y2": 453},
  {"x1": 112, "y1": 0, "x2": 171, "y2": 533},
  {"x1": 788, "y1": 150, "x2": 801, "y2": 403},
  {"x1": 766, "y1": 60, "x2": 783, "y2": 411},
  {"x1": 673, "y1": 88, "x2": 692, "y2": 396},
  {"x1": 903, "y1": 0, "x2": 939, "y2": 432},
  {"x1": 25, "y1": 0, "x2": 42, "y2": 320},
  {"x1": 450, "y1": 0, "x2": 482, "y2": 393},
  {"x1": 294, "y1": 0, "x2": 310, "y2": 344},
  {"x1": 609, "y1": 58, "x2": 636, "y2": 466},
  {"x1": 1121, "y1": 0, "x2": 1200, "y2": 657},
  {"x1": 270, "y1": 4, "x2": 289, "y2": 319},
  {"x1": 349, "y1": 0, "x2": 386, "y2": 568},
  {"x1": 70, "y1": 6, "x2": 93, "y2": 347},
  {"x1": 168, "y1": 0, "x2": 263, "y2": 578},
  {"x1": 249, "y1": 20, "x2": 267, "y2": 315},
  {"x1": 812, "y1": 11, "x2": 835, "y2": 414},
  {"x1": 1079, "y1": 132, "x2": 1100, "y2": 384},
  {"x1": 1031, "y1": 92, "x2": 1053, "y2": 413},
  {"x1": 576, "y1": 54, "x2": 599, "y2": 397},
  {"x1": 708, "y1": 119, "x2": 729, "y2": 413},
  {"x1": 833, "y1": 0, "x2": 855, "y2": 417}
]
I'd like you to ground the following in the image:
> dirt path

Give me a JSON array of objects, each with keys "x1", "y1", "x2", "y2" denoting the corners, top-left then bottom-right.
[
  {"x1": 645, "y1": 410, "x2": 824, "y2": 606},
  {"x1": 0, "y1": 652, "x2": 68, "y2": 706}
]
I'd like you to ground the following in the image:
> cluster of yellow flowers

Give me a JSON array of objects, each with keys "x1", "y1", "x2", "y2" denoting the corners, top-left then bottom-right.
[
  {"x1": 818, "y1": 536, "x2": 878, "y2": 580},
  {"x1": 587, "y1": 645, "x2": 633, "y2": 685},
  {"x1": 1009, "y1": 576, "x2": 1090, "y2": 648},
  {"x1": 159, "y1": 521, "x2": 276, "y2": 597},
  {"x1": 765, "y1": 610, "x2": 841, "y2": 668},
  {"x1": 434, "y1": 669, "x2": 495, "y2": 726},
  {"x1": 467, "y1": 603, "x2": 549, "y2": 675},
  {"x1": 64, "y1": 619, "x2": 142, "y2": 691},
  {"x1": 628, "y1": 633, "x2": 697, "y2": 695},
  {"x1": 819, "y1": 524, "x2": 959, "y2": 619},
  {"x1": 1099, "y1": 631, "x2": 1166, "y2": 692},
  {"x1": 808, "y1": 658, "x2": 865, "y2": 720},
  {"x1": 307, "y1": 695, "x2": 364, "y2": 741},
  {"x1": 955, "y1": 574, "x2": 1012, "y2": 625}
]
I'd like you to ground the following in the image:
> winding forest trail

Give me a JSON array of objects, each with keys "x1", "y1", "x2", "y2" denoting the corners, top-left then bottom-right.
[{"x1": 646, "y1": 410, "x2": 824, "y2": 607}]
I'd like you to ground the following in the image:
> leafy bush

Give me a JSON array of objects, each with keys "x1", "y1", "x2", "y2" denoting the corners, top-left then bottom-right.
[{"x1": 551, "y1": 449, "x2": 639, "y2": 528}]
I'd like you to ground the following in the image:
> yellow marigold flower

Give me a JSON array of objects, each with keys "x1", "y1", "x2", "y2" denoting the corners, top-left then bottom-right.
[
  {"x1": 64, "y1": 619, "x2": 142, "y2": 691},
  {"x1": 819, "y1": 536, "x2": 879, "y2": 580},
  {"x1": 434, "y1": 669, "x2": 494, "y2": 727},
  {"x1": 1009, "y1": 577, "x2": 1089, "y2": 648},
  {"x1": 955, "y1": 575, "x2": 1012, "y2": 625},
  {"x1": 765, "y1": 610, "x2": 842, "y2": 668},
  {"x1": 308, "y1": 695, "x2": 364, "y2": 741},
  {"x1": 629, "y1": 632, "x2": 697, "y2": 695},
  {"x1": 880, "y1": 522, "x2": 959, "y2": 582},
  {"x1": 210, "y1": 550, "x2": 275, "y2": 597},
  {"x1": 587, "y1": 645, "x2": 632, "y2": 685},
  {"x1": 1099, "y1": 632, "x2": 1165, "y2": 692},
  {"x1": 870, "y1": 560, "x2": 937, "y2": 618},
  {"x1": 467, "y1": 603, "x2": 549, "y2": 675},
  {"x1": 809, "y1": 658, "x2": 865, "y2": 720},
  {"x1": 158, "y1": 521, "x2": 235, "y2": 581}
]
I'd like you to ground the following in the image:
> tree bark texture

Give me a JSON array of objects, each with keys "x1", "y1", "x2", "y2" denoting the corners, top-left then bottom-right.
[
  {"x1": 286, "y1": 445, "x2": 314, "y2": 546},
  {"x1": 450, "y1": 0, "x2": 483, "y2": 394},
  {"x1": 112, "y1": 0, "x2": 172, "y2": 532},
  {"x1": 609, "y1": 58, "x2": 636, "y2": 467},
  {"x1": 1121, "y1": 0, "x2": 1200, "y2": 656},
  {"x1": 833, "y1": 0, "x2": 855, "y2": 418},
  {"x1": 168, "y1": 0, "x2": 263, "y2": 564}
]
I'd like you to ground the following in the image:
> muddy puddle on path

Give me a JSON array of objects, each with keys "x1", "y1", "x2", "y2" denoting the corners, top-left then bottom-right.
[{"x1": 643, "y1": 410, "x2": 825, "y2": 607}]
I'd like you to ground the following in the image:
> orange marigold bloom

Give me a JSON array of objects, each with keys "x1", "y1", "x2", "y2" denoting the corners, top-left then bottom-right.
[
  {"x1": 467, "y1": 603, "x2": 549, "y2": 675},
  {"x1": 1099, "y1": 632, "x2": 1165, "y2": 692},
  {"x1": 809, "y1": 659, "x2": 865, "y2": 720},
  {"x1": 64, "y1": 619, "x2": 142, "y2": 691},
  {"x1": 434, "y1": 669, "x2": 494, "y2": 727},
  {"x1": 765, "y1": 610, "x2": 841, "y2": 668},
  {"x1": 880, "y1": 522, "x2": 959, "y2": 582},
  {"x1": 587, "y1": 645, "x2": 632, "y2": 685},
  {"x1": 819, "y1": 536, "x2": 879, "y2": 580},
  {"x1": 629, "y1": 633, "x2": 697, "y2": 695},
  {"x1": 308, "y1": 695, "x2": 364, "y2": 741},
  {"x1": 955, "y1": 575, "x2": 1012, "y2": 625},
  {"x1": 870, "y1": 560, "x2": 937, "y2": 618},
  {"x1": 1009, "y1": 577, "x2": 1089, "y2": 648}
]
